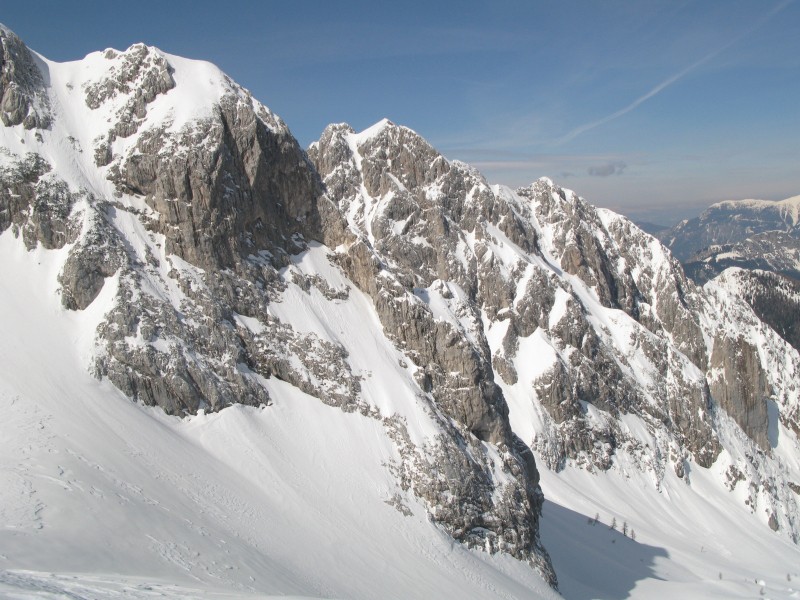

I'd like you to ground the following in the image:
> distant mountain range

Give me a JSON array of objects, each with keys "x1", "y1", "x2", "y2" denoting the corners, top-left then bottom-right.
[
  {"x1": 657, "y1": 196, "x2": 800, "y2": 356},
  {"x1": 659, "y1": 196, "x2": 800, "y2": 283}
]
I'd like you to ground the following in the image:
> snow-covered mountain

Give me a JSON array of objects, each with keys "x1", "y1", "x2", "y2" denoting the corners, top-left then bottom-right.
[
  {"x1": 1, "y1": 24, "x2": 800, "y2": 599},
  {"x1": 710, "y1": 267, "x2": 800, "y2": 351},
  {"x1": 662, "y1": 196, "x2": 800, "y2": 283}
]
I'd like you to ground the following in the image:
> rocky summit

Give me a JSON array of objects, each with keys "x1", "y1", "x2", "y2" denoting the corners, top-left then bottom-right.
[{"x1": 1, "y1": 24, "x2": 799, "y2": 600}]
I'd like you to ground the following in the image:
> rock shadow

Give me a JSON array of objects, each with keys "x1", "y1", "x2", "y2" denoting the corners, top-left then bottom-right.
[
  {"x1": 767, "y1": 398, "x2": 780, "y2": 449},
  {"x1": 540, "y1": 500, "x2": 668, "y2": 600}
]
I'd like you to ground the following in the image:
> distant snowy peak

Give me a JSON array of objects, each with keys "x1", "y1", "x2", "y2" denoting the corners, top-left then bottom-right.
[
  {"x1": 662, "y1": 193, "x2": 800, "y2": 282},
  {"x1": 710, "y1": 194, "x2": 800, "y2": 221},
  {"x1": 670, "y1": 194, "x2": 800, "y2": 244}
]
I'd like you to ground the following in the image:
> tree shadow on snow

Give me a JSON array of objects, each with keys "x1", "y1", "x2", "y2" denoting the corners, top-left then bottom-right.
[{"x1": 540, "y1": 501, "x2": 668, "y2": 600}]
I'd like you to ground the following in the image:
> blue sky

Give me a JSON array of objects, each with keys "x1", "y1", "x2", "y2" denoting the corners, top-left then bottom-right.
[{"x1": 4, "y1": 1, "x2": 799, "y2": 224}]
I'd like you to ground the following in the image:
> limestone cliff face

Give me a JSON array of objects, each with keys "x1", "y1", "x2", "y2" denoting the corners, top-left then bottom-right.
[
  {"x1": 708, "y1": 269, "x2": 800, "y2": 451},
  {"x1": 310, "y1": 124, "x2": 724, "y2": 472},
  {"x1": 310, "y1": 122, "x2": 510, "y2": 445},
  {"x1": 0, "y1": 31, "x2": 557, "y2": 582},
  {"x1": 710, "y1": 335, "x2": 770, "y2": 450},
  {"x1": 76, "y1": 42, "x2": 322, "y2": 272},
  {"x1": 113, "y1": 94, "x2": 322, "y2": 271},
  {"x1": 0, "y1": 26, "x2": 50, "y2": 129},
  {"x1": 310, "y1": 120, "x2": 800, "y2": 538}
]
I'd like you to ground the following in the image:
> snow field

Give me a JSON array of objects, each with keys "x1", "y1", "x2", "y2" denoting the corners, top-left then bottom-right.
[{"x1": 0, "y1": 230, "x2": 557, "y2": 599}]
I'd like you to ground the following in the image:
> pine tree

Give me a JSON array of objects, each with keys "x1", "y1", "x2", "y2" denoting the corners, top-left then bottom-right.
[{"x1": 610, "y1": 517, "x2": 617, "y2": 530}]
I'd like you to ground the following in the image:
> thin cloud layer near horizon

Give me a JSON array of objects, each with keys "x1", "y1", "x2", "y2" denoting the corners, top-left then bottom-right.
[{"x1": 6, "y1": 0, "x2": 799, "y2": 224}]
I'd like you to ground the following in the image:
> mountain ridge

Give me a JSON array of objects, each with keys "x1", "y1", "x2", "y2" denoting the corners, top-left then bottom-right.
[
  {"x1": 660, "y1": 193, "x2": 800, "y2": 283},
  {"x1": 1, "y1": 24, "x2": 800, "y2": 599}
]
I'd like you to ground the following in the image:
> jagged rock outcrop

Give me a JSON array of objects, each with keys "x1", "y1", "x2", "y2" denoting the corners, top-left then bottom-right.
[
  {"x1": 86, "y1": 43, "x2": 175, "y2": 166},
  {"x1": 58, "y1": 203, "x2": 126, "y2": 310},
  {"x1": 111, "y1": 94, "x2": 322, "y2": 271},
  {"x1": 309, "y1": 122, "x2": 556, "y2": 575},
  {"x1": 310, "y1": 124, "x2": 726, "y2": 472},
  {"x1": 0, "y1": 26, "x2": 50, "y2": 129},
  {"x1": 0, "y1": 30, "x2": 560, "y2": 582},
  {"x1": 311, "y1": 122, "x2": 510, "y2": 444},
  {"x1": 722, "y1": 268, "x2": 800, "y2": 353},
  {"x1": 310, "y1": 119, "x2": 800, "y2": 539},
  {"x1": 0, "y1": 153, "x2": 77, "y2": 249}
]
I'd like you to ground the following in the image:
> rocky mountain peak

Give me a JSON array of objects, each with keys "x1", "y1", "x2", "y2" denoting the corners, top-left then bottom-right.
[
  {"x1": 312, "y1": 120, "x2": 800, "y2": 527},
  {"x1": 313, "y1": 118, "x2": 449, "y2": 201},
  {"x1": 0, "y1": 24, "x2": 50, "y2": 129},
  {"x1": 83, "y1": 42, "x2": 175, "y2": 111}
]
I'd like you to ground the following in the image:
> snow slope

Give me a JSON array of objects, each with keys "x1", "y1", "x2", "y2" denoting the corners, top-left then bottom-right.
[
  {"x1": 539, "y1": 463, "x2": 800, "y2": 600},
  {"x1": 0, "y1": 229, "x2": 558, "y2": 599},
  {"x1": 5, "y1": 228, "x2": 797, "y2": 600}
]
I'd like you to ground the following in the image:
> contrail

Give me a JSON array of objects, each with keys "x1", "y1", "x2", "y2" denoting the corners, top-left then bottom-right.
[{"x1": 555, "y1": 0, "x2": 794, "y2": 145}]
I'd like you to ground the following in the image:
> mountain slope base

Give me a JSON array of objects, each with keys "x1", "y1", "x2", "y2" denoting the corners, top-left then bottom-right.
[{"x1": 0, "y1": 231, "x2": 558, "y2": 599}]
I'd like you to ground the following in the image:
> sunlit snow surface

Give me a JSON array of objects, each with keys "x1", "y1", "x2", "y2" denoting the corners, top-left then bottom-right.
[
  {"x1": 0, "y1": 231, "x2": 558, "y2": 599},
  {"x1": 3, "y1": 231, "x2": 800, "y2": 600}
]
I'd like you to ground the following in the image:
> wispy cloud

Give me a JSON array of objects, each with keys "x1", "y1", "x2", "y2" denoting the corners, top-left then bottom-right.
[
  {"x1": 260, "y1": 24, "x2": 527, "y2": 70},
  {"x1": 588, "y1": 161, "x2": 627, "y2": 177},
  {"x1": 462, "y1": 151, "x2": 637, "y2": 187},
  {"x1": 465, "y1": 153, "x2": 631, "y2": 173},
  {"x1": 554, "y1": 0, "x2": 794, "y2": 145}
]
